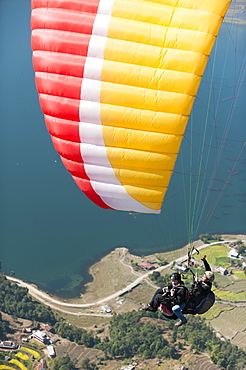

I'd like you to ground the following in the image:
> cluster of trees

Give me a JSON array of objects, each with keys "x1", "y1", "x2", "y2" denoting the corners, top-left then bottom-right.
[
  {"x1": 49, "y1": 355, "x2": 76, "y2": 370},
  {"x1": 199, "y1": 234, "x2": 222, "y2": 243},
  {"x1": 237, "y1": 244, "x2": 246, "y2": 257},
  {"x1": 95, "y1": 310, "x2": 175, "y2": 360},
  {"x1": 96, "y1": 311, "x2": 246, "y2": 369},
  {"x1": 149, "y1": 271, "x2": 170, "y2": 287},
  {"x1": 50, "y1": 356, "x2": 98, "y2": 370},
  {"x1": 0, "y1": 275, "x2": 57, "y2": 325},
  {"x1": 54, "y1": 321, "x2": 100, "y2": 348},
  {"x1": 0, "y1": 313, "x2": 11, "y2": 365},
  {"x1": 0, "y1": 312, "x2": 10, "y2": 340},
  {"x1": 80, "y1": 358, "x2": 99, "y2": 370}
]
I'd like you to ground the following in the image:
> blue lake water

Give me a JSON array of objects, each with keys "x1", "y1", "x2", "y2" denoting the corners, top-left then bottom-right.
[{"x1": 1, "y1": 0, "x2": 245, "y2": 297}]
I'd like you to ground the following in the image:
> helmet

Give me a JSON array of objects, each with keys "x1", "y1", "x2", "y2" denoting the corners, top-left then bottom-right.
[
  {"x1": 205, "y1": 271, "x2": 214, "y2": 282},
  {"x1": 170, "y1": 272, "x2": 181, "y2": 281}
]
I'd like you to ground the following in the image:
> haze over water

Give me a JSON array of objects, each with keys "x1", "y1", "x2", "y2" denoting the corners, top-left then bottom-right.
[{"x1": 1, "y1": 1, "x2": 246, "y2": 297}]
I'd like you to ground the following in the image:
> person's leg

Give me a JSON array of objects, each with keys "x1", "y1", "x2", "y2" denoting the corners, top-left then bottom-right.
[
  {"x1": 149, "y1": 288, "x2": 164, "y2": 308},
  {"x1": 142, "y1": 290, "x2": 168, "y2": 312},
  {"x1": 172, "y1": 303, "x2": 187, "y2": 326}
]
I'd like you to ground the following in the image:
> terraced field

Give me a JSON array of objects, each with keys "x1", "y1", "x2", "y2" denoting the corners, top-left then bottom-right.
[
  {"x1": 213, "y1": 287, "x2": 245, "y2": 301},
  {"x1": 203, "y1": 303, "x2": 233, "y2": 320},
  {"x1": 226, "y1": 279, "x2": 246, "y2": 293},
  {"x1": 188, "y1": 354, "x2": 221, "y2": 370},
  {"x1": 209, "y1": 306, "x2": 246, "y2": 349},
  {"x1": 9, "y1": 358, "x2": 27, "y2": 370},
  {"x1": 0, "y1": 346, "x2": 42, "y2": 370},
  {"x1": 20, "y1": 347, "x2": 41, "y2": 360},
  {"x1": 55, "y1": 339, "x2": 109, "y2": 368}
]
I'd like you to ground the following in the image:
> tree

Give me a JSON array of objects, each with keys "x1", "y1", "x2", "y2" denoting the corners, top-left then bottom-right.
[
  {"x1": 236, "y1": 240, "x2": 244, "y2": 246},
  {"x1": 211, "y1": 234, "x2": 222, "y2": 241},
  {"x1": 0, "y1": 275, "x2": 57, "y2": 324},
  {"x1": 150, "y1": 271, "x2": 161, "y2": 281},
  {"x1": 237, "y1": 245, "x2": 246, "y2": 256},
  {"x1": 199, "y1": 234, "x2": 222, "y2": 243},
  {"x1": 0, "y1": 312, "x2": 10, "y2": 339},
  {"x1": 142, "y1": 349, "x2": 151, "y2": 359},
  {"x1": 95, "y1": 311, "x2": 170, "y2": 360},
  {"x1": 54, "y1": 321, "x2": 100, "y2": 347},
  {"x1": 50, "y1": 356, "x2": 76, "y2": 370},
  {"x1": 199, "y1": 234, "x2": 209, "y2": 243},
  {"x1": 81, "y1": 358, "x2": 98, "y2": 370}
]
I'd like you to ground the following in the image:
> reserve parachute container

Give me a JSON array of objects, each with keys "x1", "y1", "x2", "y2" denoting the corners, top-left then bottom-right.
[
  {"x1": 193, "y1": 290, "x2": 215, "y2": 314},
  {"x1": 31, "y1": 0, "x2": 231, "y2": 213}
]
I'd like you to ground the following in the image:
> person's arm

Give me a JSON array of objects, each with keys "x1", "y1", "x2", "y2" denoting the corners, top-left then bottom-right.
[
  {"x1": 191, "y1": 280, "x2": 207, "y2": 294},
  {"x1": 201, "y1": 255, "x2": 211, "y2": 271},
  {"x1": 172, "y1": 286, "x2": 187, "y2": 305},
  {"x1": 161, "y1": 285, "x2": 172, "y2": 297}
]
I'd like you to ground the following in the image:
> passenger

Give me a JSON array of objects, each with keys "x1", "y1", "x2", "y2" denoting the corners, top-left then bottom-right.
[
  {"x1": 142, "y1": 272, "x2": 188, "y2": 327},
  {"x1": 188, "y1": 255, "x2": 214, "y2": 309}
]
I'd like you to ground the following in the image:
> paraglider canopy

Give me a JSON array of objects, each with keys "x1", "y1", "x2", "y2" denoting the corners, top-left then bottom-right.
[{"x1": 31, "y1": 0, "x2": 231, "y2": 213}]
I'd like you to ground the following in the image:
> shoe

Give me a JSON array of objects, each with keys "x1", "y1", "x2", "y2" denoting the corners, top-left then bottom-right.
[
  {"x1": 141, "y1": 305, "x2": 156, "y2": 312},
  {"x1": 174, "y1": 319, "x2": 187, "y2": 327}
]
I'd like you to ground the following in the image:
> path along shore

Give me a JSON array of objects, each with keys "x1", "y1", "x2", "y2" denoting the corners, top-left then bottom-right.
[{"x1": 6, "y1": 238, "x2": 244, "y2": 317}]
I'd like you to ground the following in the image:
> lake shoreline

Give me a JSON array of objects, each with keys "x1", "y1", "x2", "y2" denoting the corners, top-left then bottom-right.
[{"x1": 13, "y1": 233, "x2": 245, "y2": 301}]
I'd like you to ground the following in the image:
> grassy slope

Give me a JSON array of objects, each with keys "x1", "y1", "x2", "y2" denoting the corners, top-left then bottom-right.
[{"x1": 60, "y1": 240, "x2": 246, "y2": 352}]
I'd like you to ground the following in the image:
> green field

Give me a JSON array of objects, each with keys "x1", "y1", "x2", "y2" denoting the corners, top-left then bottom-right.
[
  {"x1": 213, "y1": 287, "x2": 245, "y2": 301},
  {"x1": 234, "y1": 271, "x2": 246, "y2": 279},
  {"x1": 199, "y1": 245, "x2": 231, "y2": 267},
  {"x1": 213, "y1": 272, "x2": 232, "y2": 288},
  {"x1": 203, "y1": 304, "x2": 233, "y2": 320}
]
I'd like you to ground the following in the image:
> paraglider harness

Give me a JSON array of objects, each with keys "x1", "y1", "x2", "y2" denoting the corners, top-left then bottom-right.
[{"x1": 159, "y1": 267, "x2": 215, "y2": 320}]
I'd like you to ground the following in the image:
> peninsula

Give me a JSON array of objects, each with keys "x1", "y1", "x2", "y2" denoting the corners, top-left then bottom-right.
[
  {"x1": 5, "y1": 233, "x2": 246, "y2": 350},
  {"x1": 6, "y1": 234, "x2": 245, "y2": 314}
]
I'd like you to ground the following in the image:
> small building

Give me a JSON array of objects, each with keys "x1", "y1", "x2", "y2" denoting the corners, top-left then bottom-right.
[
  {"x1": 40, "y1": 323, "x2": 54, "y2": 333},
  {"x1": 47, "y1": 345, "x2": 56, "y2": 358},
  {"x1": 32, "y1": 330, "x2": 49, "y2": 344},
  {"x1": 139, "y1": 262, "x2": 155, "y2": 270},
  {"x1": 48, "y1": 334, "x2": 59, "y2": 344},
  {"x1": 176, "y1": 264, "x2": 189, "y2": 273},
  {"x1": 23, "y1": 327, "x2": 32, "y2": 333},
  {"x1": 228, "y1": 243, "x2": 237, "y2": 248},
  {"x1": 0, "y1": 341, "x2": 18, "y2": 350},
  {"x1": 101, "y1": 305, "x2": 111, "y2": 313},
  {"x1": 36, "y1": 358, "x2": 48, "y2": 369},
  {"x1": 217, "y1": 266, "x2": 228, "y2": 275},
  {"x1": 228, "y1": 249, "x2": 239, "y2": 259}
]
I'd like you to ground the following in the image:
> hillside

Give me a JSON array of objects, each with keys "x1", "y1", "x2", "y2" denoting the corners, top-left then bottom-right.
[{"x1": 1, "y1": 234, "x2": 246, "y2": 369}]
